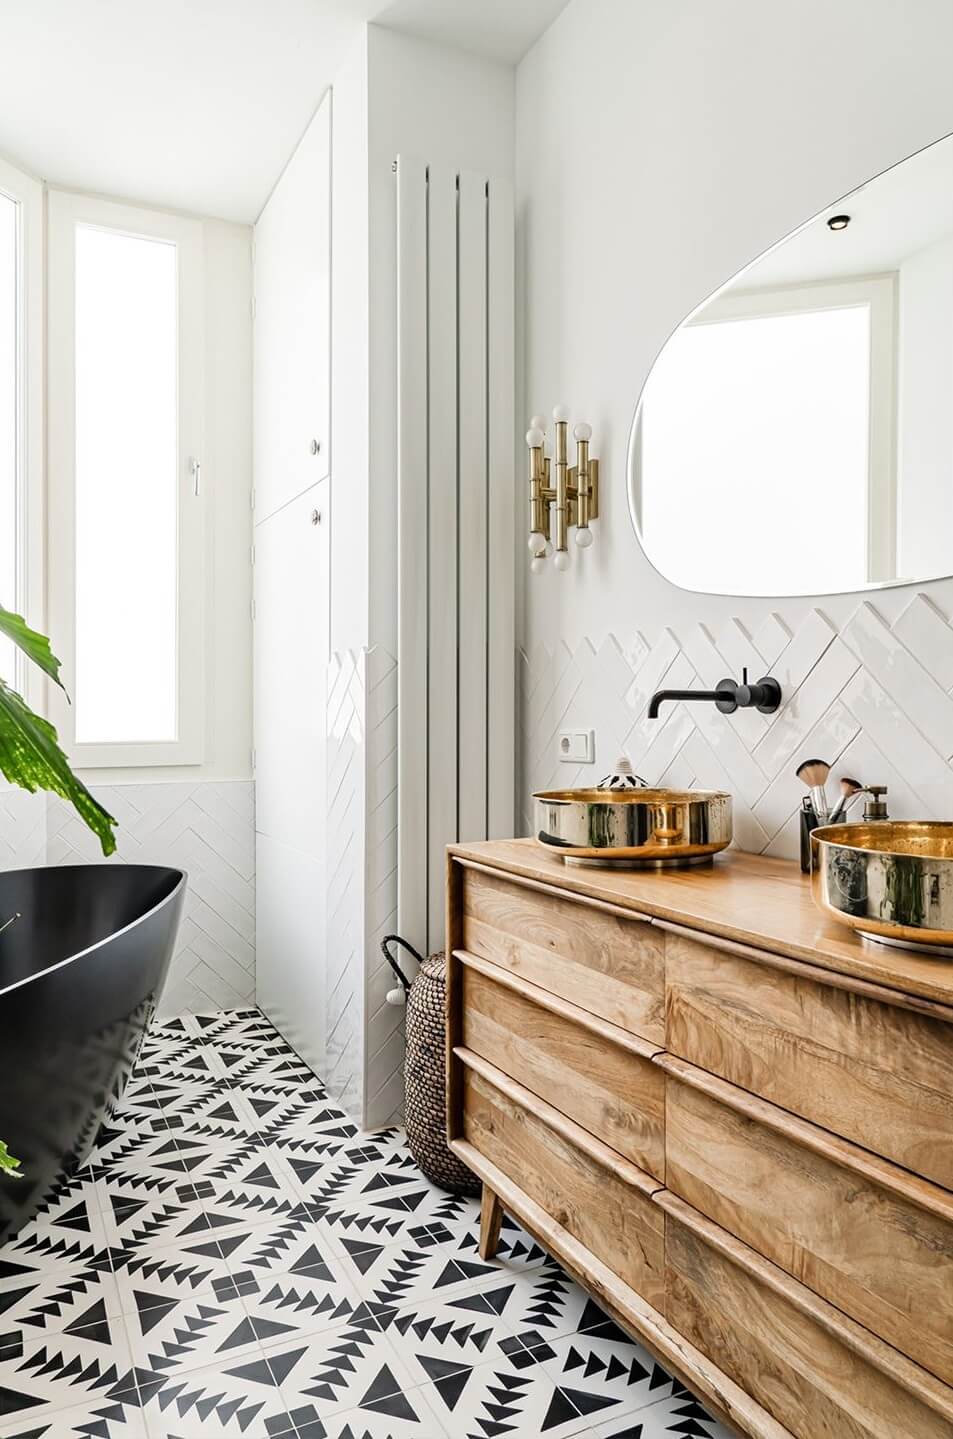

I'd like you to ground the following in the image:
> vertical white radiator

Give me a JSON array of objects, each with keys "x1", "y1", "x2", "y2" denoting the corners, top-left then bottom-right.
[{"x1": 396, "y1": 157, "x2": 515, "y2": 954}]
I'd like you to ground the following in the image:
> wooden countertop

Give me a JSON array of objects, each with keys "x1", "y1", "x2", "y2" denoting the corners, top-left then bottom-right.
[{"x1": 449, "y1": 838, "x2": 953, "y2": 1014}]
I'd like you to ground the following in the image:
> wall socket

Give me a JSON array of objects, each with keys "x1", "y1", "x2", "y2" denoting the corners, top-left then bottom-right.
[{"x1": 558, "y1": 729, "x2": 595, "y2": 764}]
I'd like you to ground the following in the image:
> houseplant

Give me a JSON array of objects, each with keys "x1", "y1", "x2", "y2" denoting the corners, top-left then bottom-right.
[
  {"x1": 0, "y1": 604, "x2": 116, "y2": 856},
  {"x1": 0, "y1": 603, "x2": 118, "y2": 1177}
]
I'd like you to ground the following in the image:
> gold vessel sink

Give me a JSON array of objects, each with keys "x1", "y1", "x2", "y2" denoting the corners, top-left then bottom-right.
[
  {"x1": 812, "y1": 820, "x2": 953, "y2": 955},
  {"x1": 533, "y1": 787, "x2": 732, "y2": 868}
]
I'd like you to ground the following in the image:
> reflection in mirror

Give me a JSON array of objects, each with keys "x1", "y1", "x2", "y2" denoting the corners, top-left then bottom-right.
[{"x1": 629, "y1": 132, "x2": 953, "y2": 596}]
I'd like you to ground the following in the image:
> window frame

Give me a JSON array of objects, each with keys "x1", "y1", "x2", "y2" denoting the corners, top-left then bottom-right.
[
  {"x1": 47, "y1": 190, "x2": 206, "y2": 768},
  {"x1": 0, "y1": 153, "x2": 44, "y2": 702}
]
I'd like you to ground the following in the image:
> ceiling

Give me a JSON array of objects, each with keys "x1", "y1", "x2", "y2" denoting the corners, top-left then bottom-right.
[{"x1": 0, "y1": 0, "x2": 567, "y2": 223}]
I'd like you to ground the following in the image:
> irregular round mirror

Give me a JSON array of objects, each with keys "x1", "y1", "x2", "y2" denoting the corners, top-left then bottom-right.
[{"x1": 628, "y1": 133, "x2": 953, "y2": 596}]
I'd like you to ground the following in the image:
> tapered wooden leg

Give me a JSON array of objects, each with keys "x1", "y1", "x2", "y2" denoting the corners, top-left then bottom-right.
[{"x1": 479, "y1": 1184, "x2": 504, "y2": 1260}]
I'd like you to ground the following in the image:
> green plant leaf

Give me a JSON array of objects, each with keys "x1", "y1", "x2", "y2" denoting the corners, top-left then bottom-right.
[
  {"x1": 0, "y1": 606, "x2": 66, "y2": 691},
  {"x1": 0, "y1": 1142, "x2": 21, "y2": 1179},
  {"x1": 0, "y1": 680, "x2": 116, "y2": 855}
]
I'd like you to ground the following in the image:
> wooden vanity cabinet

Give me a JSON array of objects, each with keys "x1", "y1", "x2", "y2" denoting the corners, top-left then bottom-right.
[{"x1": 447, "y1": 841, "x2": 953, "y2": 1439}]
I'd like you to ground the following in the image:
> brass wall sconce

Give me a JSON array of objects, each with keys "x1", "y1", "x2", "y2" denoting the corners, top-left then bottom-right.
[{"x1": 527, "y1": 406, "x2": 599, "y2": 572}]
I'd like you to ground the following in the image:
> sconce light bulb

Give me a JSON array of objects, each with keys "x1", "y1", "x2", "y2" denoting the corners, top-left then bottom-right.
[
  {"x1": 552, "y1": 403, "x2": 570, "y2": 423},
  {"x1": 573, "y1": 422, "x2": 592, "y2": 442},
  {"x1": 525, "y1": 427, "x2": 545, "y2": 449},
  {"x1": 553, "y1": 549, "x2": 570, "y2": 572},
  {"x1": 543, "y1": 539, "x2": 553, "y2": 557},
  {"x1": 530, "y1": 554, "x2": 546, "y2": 574},
  {"x1": 530, "y1": 414, "x2": 546, "y2": 432},
  {"x1": 527, "y1": 530, "x2": 545, "y2": 553},
  {"x1": 575, "y1": 526, "x2": 593, "y2": 548}
]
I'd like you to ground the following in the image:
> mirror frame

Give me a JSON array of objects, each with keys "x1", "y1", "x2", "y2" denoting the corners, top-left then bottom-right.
[{"x1": 626, "y1": 129, "x2": 953, "y2": 600}]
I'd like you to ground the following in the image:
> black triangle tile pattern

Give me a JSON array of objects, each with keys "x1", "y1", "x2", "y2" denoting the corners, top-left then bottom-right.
[{"x1": 0, "y1": 1008, "x2": 733, "y2": 1439}]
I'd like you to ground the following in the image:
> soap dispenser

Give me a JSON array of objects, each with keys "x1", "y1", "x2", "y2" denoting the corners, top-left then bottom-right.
[{"x1": 863, "y1": 785, "x2": 889, "y2": 821}]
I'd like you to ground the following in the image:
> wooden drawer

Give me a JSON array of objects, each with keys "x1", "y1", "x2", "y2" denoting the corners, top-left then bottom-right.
[
  {"x1": 662, "y1": 1193, "x2": 953, "y2": 1439},
  {"x1": 664, "y1": 927, "x2": 953, "y2": 1190},
  {"x1": 458, "y1": 951, "x2": 665, "y2": 1179},
  {"x1": 458, "y1": 861, "x2": 664, "y2": 1043},
  {"x1": 458, "y1": 1051, "x2": 665, "y2": 1309},
  {"x1": 663, "y1": 1057, "x2": 953, "y2": 1388}
]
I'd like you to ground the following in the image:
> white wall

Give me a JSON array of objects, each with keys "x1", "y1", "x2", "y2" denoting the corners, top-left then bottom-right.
[{"x1": 516, "y1": 0, "x2": 953, "y2": 857}]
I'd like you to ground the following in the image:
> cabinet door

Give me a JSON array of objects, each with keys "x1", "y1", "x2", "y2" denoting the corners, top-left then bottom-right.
[
  {"x1": 254, "y1": 481, "x2": 327, "y2": 855},
  {"x1": 253, "y1": 94, "x2": 330, "y2": 524},
  {"x1": 254, "y1": 481, "x2": 328, "y2": 1072}
]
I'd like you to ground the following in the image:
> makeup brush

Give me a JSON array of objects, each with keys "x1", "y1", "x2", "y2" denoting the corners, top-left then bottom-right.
[
  {"x1": 796, "y1": 758, "x2": 831, "y2": 823},
  {"x1": 829, "y1": 777, "x2": 864, "y2": 824}
]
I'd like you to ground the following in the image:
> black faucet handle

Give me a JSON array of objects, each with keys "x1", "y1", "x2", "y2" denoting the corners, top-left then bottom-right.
[
  {"x1": 716, "y1": 674, "x2": 782, "y2": 715},
  {"x1": 715, "y1": 678, "x2": 740, "y2": 715}
]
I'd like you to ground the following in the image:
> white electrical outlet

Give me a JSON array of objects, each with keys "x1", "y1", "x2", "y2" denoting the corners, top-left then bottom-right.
[{"x1": 557, "y1": 729, "x2": 595, "y2": 764}]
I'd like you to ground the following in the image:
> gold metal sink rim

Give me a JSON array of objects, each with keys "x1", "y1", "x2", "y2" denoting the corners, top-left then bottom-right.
[
  {"x1": 533, "y1": 786, "x2": 733, "y2": 867},
  {"x1": 811, "y1": 820, "x2": 953, "y2": 954}
]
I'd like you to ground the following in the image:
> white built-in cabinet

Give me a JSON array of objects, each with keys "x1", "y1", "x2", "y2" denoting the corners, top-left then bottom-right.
[{"x1": 253, "y1": 93, "x2": 330, "y2": 1074}]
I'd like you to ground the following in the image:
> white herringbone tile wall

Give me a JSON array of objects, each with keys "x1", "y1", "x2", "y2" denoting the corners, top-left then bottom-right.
[
  {"x1": 519, "y1": 593, "x2": 953, "y2": 860},
  {"x1": 0, "y1": 779, "x2": 255, "y2": 1018}
]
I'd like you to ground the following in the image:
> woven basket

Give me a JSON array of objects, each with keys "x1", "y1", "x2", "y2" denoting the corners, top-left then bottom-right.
[{"x1": 382, "y1": 937, "x2": 480, "y2": 1197}]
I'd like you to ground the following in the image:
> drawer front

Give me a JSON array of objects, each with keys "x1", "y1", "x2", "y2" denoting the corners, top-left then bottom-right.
[
  {"x1": 665, "y1": 1063, "x2": 953, "y2": 1388},
  {"x1": 460, "y1": 955, "x2": 665, "y2": 1179},
  {"x1": 460, "y1": 865, "x2": 664, "y2": 1043},
  {"x1": 461, "y1": 1059, "x2": 665, "y2": 1308},
  {"x1": 664, "y1": 1198, "x2": 953, "y2": 1439},
  {"x1": 665, "y1": 930, "x2": 953, "y2": 1189}
]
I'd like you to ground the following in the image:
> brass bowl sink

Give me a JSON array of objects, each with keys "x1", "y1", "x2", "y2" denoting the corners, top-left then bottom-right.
[
  {"x1": 811, "y1": 821, "x2": 953, "y2": 955},
  {"x1": 533, "y1": 787, "x2": 732, "y2": 868}
]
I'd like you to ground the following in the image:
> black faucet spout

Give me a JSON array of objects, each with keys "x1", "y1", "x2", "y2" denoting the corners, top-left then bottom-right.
[
  {"x1": 648, "y1": 671, "x2": 782, "y2": 719},
  {"x1": 647, "y1": 689, "x2": 720, "y2": 719}
]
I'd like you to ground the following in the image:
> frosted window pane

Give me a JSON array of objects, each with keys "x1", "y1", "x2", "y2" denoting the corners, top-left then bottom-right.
[
  {"x1": 640, "y1": 306, "x2": 871, "y2": 594},
  {"x1": 0, "y1": 194, "x2": 16, "y2": 682},
  {"x1": 75, "y1": 226, "x2": 177, "y2": 743}
]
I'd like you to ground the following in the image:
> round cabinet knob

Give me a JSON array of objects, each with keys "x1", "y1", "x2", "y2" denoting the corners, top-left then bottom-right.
[
  {"x1": 552, "y1": 403, "x2": 570, "y2": 423},
  {"x1": 575, "y1": 526, "x2": 593, "y2": 548},
  {"x1": 573, "y1": 422, "x2": 592, "y2": 442},
  {"x1": 553, "y1": 550, "x2": 570, "y2": 571},
  {"x1": 311, "y1": 509, "x2": 322, "y2": 525},
  {"x1": 310, "y1": 438, "x2": 321, "y2": 456},
  {"x1": 525, "y1": 427, "x2": 545, "y2": 449}
]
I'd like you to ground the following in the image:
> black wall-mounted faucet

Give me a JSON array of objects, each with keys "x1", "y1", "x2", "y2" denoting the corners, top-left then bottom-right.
[{"x1": 648, "y1": 668, "x2": 782, "y2": 719}]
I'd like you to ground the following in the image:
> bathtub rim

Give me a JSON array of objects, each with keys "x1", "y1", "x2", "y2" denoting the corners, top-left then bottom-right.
[{"x1": 0, "y1": 864, "x2": 188, "y2": 998}]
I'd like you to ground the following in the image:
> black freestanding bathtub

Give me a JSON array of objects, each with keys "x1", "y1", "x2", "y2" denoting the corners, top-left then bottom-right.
[{"x1": 0, "y1": 864, "x2": 185, "y2": 1240}]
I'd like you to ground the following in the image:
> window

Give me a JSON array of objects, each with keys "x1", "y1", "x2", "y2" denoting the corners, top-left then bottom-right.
[
  {"x1": 48, "y1": 193, "x2": 205, "y2": 766},
  {"x1": 0, "y1": 188, "x2": 16, "y2": 681},
  {"x1": 0, "y1": 156, "x2": 42, "y2": 695}
]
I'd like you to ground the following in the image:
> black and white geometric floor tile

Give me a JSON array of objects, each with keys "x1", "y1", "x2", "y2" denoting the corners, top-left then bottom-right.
[{"x1": 0, "y1": 1009, "x2": 733, "y2": 1439}]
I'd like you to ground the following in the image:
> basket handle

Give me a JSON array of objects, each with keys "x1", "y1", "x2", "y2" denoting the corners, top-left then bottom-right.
[{"x1": 380, "y1": 934, "x2": 425, "y2": 994}]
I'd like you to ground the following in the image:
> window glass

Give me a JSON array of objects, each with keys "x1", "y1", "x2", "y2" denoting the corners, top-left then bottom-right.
[
  {"x1": 0, "y1": 193, "x2": 17, "y2": 681},
  {"x1": 74, "y1": 225, "x2": 178, "y2": 742}
]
